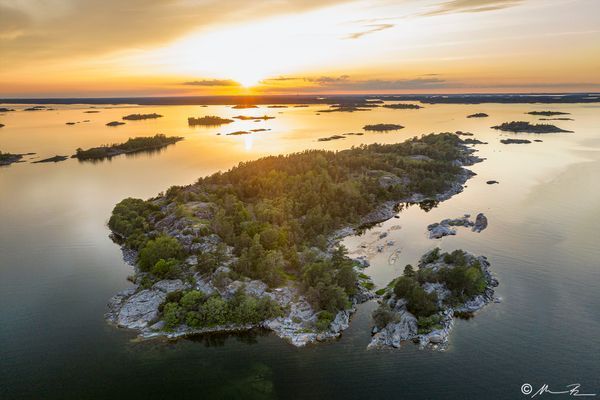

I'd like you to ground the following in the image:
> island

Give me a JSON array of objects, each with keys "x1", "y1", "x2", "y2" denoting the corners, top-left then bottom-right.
[
  {"x1": 225, "y1": 131, "x2": 250, "y2": 136},
  {"x1": 104, "y1": 132, "x2": 484, "y2": 347},
  {"x1": 250, "y1": 129, "x2": 270, "y2": 132},
  {"x1": 73, "y1": 134, "x2": 183, "y2": 160},
  {"x1": 0, "y1": 124, "x2": 4, "y2": 128},
  {"x1": 500, "y1": 138, "x2": 532, "y2": 144},
  {"x1": 267, "y1": 105, "x2": 288, "y2": 108},
  {"x1": 188, "y1": 116, "x2": 234, "y2": 126},
  {"x1": 24, "y1": 106, "x2": 46, "y2": 111},
  {"x1": 317, "y1": 135, "x2": 345, "y2": 142},
  {"x1": 84, "y1": 110, "x2": 100, "y2": 113},
  {"x1": 33, "y1": 155, "x2": 69, "y2": 163},
  {"x1": 427, "y1": 213, "x2": 488, "y2": 239},
  {"x1": 232, "y1": 105, "x2": 258, "y2": 109},
  {"x1": 106, "y1": 121, "x2": 126, "y2": 127},
  {"x1": 0, "y1": 108, "x2": 15, "y2": 112},
  {"x1": 492, "y1": 121, "x2": 572, "y2": 133},
  {"x1": 363, "y1": 124, "x2": 404, "y2": 132},
  {"x1": 467, "y1": 113, "x2": 489, "y2": 118},
  {"x1": 369, "y1": 247, "x2": 498, "y2": 349},
  {"x1": 382, "y1": 103, "x2": 422, "y2": 109},
  {"x1": 526, "y1": 111, "x2": 570, "y2": 116},
  {"x1": 122, "y1": 113, "x2": 163, "y2": 120},
  {"x1": 0, "y1": 151, "x2": 24, "y2": 166}
]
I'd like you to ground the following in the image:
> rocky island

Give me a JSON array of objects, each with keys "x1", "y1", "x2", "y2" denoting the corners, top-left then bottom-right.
[
  {"x1": 122, "y1": 113, "x2": 163, "y2": 120},
  {"x1": 427, "y1": 213, "x2": 488, "y2": 239},
  {"x1": 104, "y1": 133, "x2": 484, "y2": 347},
  {"x1": 492, "y1": 121, "x2": 571, "y2": 133},
  {"x1": 0, "y1": 151, "x2": 25, "y2": 166},
  {"x1": 106, "y1": 121, "x2": 126, "y2": 127},
  {"x1": 382, "y1": 103, "x2": 422, "y2": 109},
  {"x1": 233, "y1": 115, "x2": 275, "y2": 121},
  {"x1": 500, "y1": 138, "x2": 532, "y2": 144},
  {"x1": 363, "y1": 124, "x2": 404, "y2": 132},
  {"x1": 33, "y1": 155, "x2": 69, "y2": 163},
  {"x1": 526, "y1": 111, "x2": 570, "y2": 116},
  {"x1": 74, "y1": 134, "x2": 182, "y2": 160},
  {"x1": 369, "y1": 248, "x2": 498, "y2": 350},
  {"x1": 188, "y1": 116, "x2": 234, "y2": 126},
  {"x1": 467, "y1": 113, "x2": 489, "y2": 118}
]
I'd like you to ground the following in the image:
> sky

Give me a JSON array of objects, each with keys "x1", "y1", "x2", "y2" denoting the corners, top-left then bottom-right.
[{"x1": 0, "y1": 0, "x2": 599, "y2": 97}]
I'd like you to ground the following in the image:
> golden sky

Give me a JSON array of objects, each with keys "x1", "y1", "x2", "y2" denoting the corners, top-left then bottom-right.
[{"x1": 1, "y1": 0, "x2": 599, "y2": 97}]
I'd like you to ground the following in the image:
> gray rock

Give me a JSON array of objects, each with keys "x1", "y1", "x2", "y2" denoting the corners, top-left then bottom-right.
[
  {"x1": 428, "y1": 223, "x2": 457, "y2": 239},
  {"x1": 152, "y1": 279, "x2": 189, "y2": 293},
  {"x1": 116, "y1": 289, "x2": 166, "y2": 329},
  {"x1": 472, "y1": 213, "x2": 488, "y2": 232}
]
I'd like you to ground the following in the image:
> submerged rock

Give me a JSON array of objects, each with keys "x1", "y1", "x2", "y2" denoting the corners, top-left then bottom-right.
[{"x1": 473, "y1": 213, "x2": 488, "y2": 232}]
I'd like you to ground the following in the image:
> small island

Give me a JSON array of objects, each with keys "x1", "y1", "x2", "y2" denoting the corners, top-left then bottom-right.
[
  {"x1": 106, "y1": 121, "x2": 126, "y2": 127},
  {"x1": 0, "y1": 123, "x2": 4, "y2": 128},
  {"x1": 527, "y1": 111, "x2": 570, "y2": 116},
  {"x1": 74, "y1": 134, "x2": 183, "y2": 160},
  {"x1": 24, "y1": 106, "x2": 46, "y2": 111},
  {"x1": 369, "y1": 248, "x2": 498, "y2": 349},
  {"x1": 232, "y1": 105, "x2": 258, "y2": 109},
  {"x1": 363, "y1": 124, "x2": 404, "y2": 132},
  {"x1": 0, "y1": 151, "x2": 24, "y2": 166},
  {"x1": 104, "y1": 133, "x2": 483, "y2": 347},
  {"x1": 500, "y1": 138, "x2": 532, "y2": 144},
  {"x1": 122, "y1": 113, "x2": 163, "y2": 120},
  {"x1": 188, "y1": 116, "x2": 234, "y2": 126},
  {"x1": 492, "y1": 121, "x2": 572, "y2": 133},
  {"x1": 317, "y1": 135, "x2": 345, "y2": 142},
  {"x1": 33, "y1": 155, "x2": 69, "y2": 163},
  {"x1": 382, "y1": 103, "x2": 422, "y2": 109},
  {"x1": 84, "y1": 110, "x2": 100, "y2": 113},
  {"x1": 0, "y1": 108, "x2": 15, "y2": 112},
  {"x1": 467, "y1": 113, "x2": 489, "y2": 118},
  {"x1": 225, "y1": 131, "x2": 250, "y2": 136}
]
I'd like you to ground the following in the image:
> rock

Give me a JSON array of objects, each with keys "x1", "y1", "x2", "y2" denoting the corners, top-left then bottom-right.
[
  {"x1": 486, "y1": 180, "x2": 499, "y2": 184},
  {"x1": 330, "y1": 310, "x2": 350, "y2": 333},
  {"x1": 379, "y1": 232, "x2": 388, "y2": 239},
  {"x1": 152, "y1": 279, "x2": 189, "y2": 293},
  {"x1": 194, "y1": 274, "x2": 217, "y2": 296},
  {"x1": 428, "y1": 223, "x2": 456, "y2": 239},
  {"x1": 472, "y1": 213, "x2": 488, "y2": 232},
  {"x1": 116, "y1": 289, "x2": 166, "y2": 329},
  {"x1": 428, "y1": 334, "x2": 444, "y2": 344}
]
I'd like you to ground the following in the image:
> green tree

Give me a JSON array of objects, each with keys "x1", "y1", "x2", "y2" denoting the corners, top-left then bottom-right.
[{"x1": 138, "y1": 235, "x2": 183, "y2": 272}]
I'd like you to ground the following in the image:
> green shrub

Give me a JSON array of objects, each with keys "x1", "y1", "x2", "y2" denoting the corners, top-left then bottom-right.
[
  {"x1": 372, "y1": 306, "x2": 396, "y2": 328},
  {"x1": 316, "y1": 311, "x2": 334, "y2": 331},
  {"x1": 138, "y1": 235, "x2": 183, "y2": 272},
  {"x1": 151, "y1": 258, "x2": 180, "y2": 279}
]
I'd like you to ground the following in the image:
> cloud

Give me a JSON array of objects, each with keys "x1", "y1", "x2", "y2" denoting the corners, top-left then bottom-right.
[
  {"x1": 182, "y1": 79, "x2": 240, "y2": 87},
  {"x1": 0, "y1": 0, "x2": 350, "y2": 70},
  {"x1": 423, "y1": 0, "x2": 523, "y2": 16},
  {"x1": 346, "y1": 23, "x2": 394, "y2": 39},
  {"x1": 259, "y1": 74, "x2": 450, "y2": 91}
]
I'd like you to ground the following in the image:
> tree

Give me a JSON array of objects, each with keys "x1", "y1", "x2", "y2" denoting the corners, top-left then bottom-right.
[
  {"x1": 151, "y1": 258, "x2": 180, "y2": 279},
  {"x1": 138, "y1": 235, "x2": 183, "y2": 272}
]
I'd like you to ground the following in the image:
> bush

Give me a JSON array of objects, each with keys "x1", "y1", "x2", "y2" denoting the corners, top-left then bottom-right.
[
  {"x1": 163, "y1": 302, "x2": 182, "y2": 329},
  {"x1": 316, "y1": 311, "x2": 334, "y2": 331},
  {"x1": 151, "y1": 258, "x2": 180, "y2": 279},
  {"x1": 372, "y1": 306, "x2": 396, "y2": 328},
  {"x1": 393, "y1": 276, "x2": 438, "y2": 318},
  {"x1": 138, "y1": 235, "x2": 183, "y2": 272}
]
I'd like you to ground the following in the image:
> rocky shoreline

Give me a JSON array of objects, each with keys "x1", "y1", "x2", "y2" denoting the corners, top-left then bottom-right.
[
  {"x1": 105, "y1": 136, "x2": 485, "y2": 347},
  {"x1": 368, "y1": 249, "x2": 499, "y2": 351}
]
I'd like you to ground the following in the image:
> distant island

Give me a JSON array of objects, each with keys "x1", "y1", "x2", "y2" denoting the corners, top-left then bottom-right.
[
  {"x1": 318, "y1": 135, "x2": 346, "y2": 142},
  {"x1": 382, "y1": 103, "x2": 422, "y2": 109},
  {"x1": 369, "y1": 248, "x2": 498, "y2": 349},
  {"x1": 122, "y1": 113, "x2": 163, "y2": 120},
  {"x1": 74, "y1": 134, "x2": 183, "y2": 160},
  {"x1": 0, "y1": 108, "x2": 15, "y2": 112},
  {"x1": 105, "y1": 133, "x2": 483, "y2": 347},
  {"x1": 0, "y1": 151, "x2": 24, "y2": 166},
  {"x1": 363, "y1": 124, "x2": 404, "y2": 132},
  {"x1": 500, "y1": 138, "x2": 532, "y2": 144},
  {"x1": 0, "y1": 124, "x2": 4, "y2": 128},
  {"x1": 188, "y1": 116, "x2": 234, "y2": 126},
  {"x1": 33, "y1": 155, "x2": 69, "y2": 163},
  {"x1": 225, "y1": 131, "x2": 250, "y2": 136},
  {"x1": 232, "y1": 105, "x2": 258, "y2": 109},
  {"x1": 526, "y1": 111, "x2": 570, "y2": 116},
  {"x1": 106, "y1": 121, "x2": 126, "y2": 127},
  {"x1": 24, "y1": 106, "x2": 46, "y2": 111},
  {"x1": 492, "y1": 121, "x2": 572, "y2": 133},
  {"x1": 467, "y1": 113, "x2": 489, "y2": 118}
]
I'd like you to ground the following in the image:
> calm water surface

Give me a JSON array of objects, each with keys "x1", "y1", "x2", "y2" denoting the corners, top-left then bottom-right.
[{"x1": 1, "y1": 103, "x2": 599, "y2": 399}]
